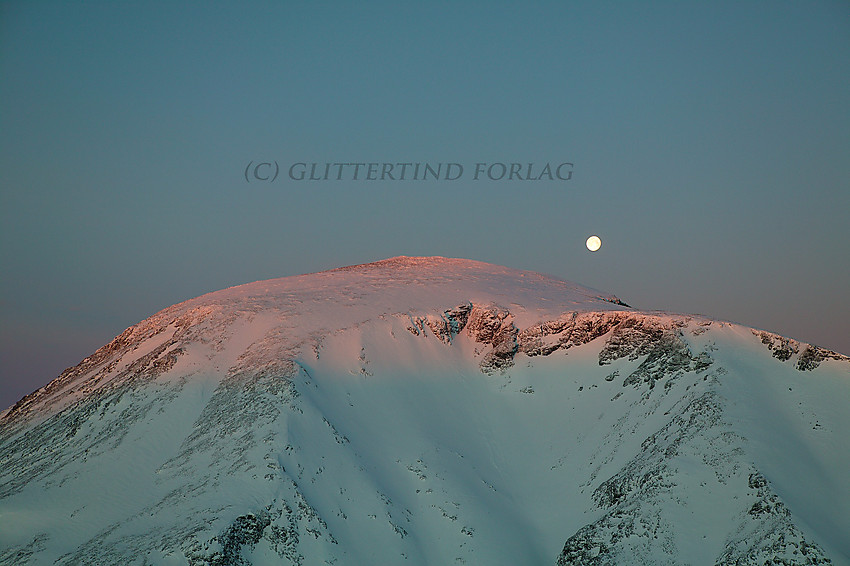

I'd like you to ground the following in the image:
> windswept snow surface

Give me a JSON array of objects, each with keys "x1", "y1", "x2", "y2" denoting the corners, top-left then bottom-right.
[{"x1": 1, "y1": 257, "x2": 848, "y2": 565}]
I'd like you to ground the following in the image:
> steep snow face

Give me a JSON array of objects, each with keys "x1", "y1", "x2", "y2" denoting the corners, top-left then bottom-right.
[{"x1": 0, "y1": 257, "x2": 848, "y2": 566}]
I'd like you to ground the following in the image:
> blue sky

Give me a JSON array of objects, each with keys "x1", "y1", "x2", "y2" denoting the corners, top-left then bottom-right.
[{"x1": 2, "y1": 1, "x2": 849, "y2": 409}]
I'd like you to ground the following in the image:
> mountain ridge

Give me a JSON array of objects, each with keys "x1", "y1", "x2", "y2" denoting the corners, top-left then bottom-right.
[{"x1": 1, "y1": 257, "x2": 848, "y2": 565}]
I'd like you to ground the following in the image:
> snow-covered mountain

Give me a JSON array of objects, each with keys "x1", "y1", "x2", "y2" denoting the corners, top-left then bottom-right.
[{"x1": 2, "y1": 256, "x2": 848, "y2": 565}]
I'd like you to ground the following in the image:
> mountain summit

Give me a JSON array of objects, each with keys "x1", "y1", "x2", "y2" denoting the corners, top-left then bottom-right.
[{"x1": 2, "y1": 257, "x2": 848, "y2": 565}]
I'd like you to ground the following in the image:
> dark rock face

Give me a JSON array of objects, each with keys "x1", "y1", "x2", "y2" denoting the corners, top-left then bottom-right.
[
  {"x1": 423, "y1": 303, "x2": 473, "y2": 344},
  {"x1": 754, "y1": 330, "x2": 849, "y2": 370},
  {"x1": 756, "y1": 331, "x2": 800, "y2": 362},
  {"x1": 556, "y1": 391, "x2": 835, "y2": 566},
  {"x1": 195, "y1": 499, "x2": 331, "y2": 566},
  {"x1": 211, "y1": 512, "x2": 272, "y2": 566},
  {"x1": 713, "y1": 472, "x2": 834, "y2": 566},
  {"x1": 464, "y1": 305, "x2": 519, "y2": 372},
  {"x1": 518, "y1": 312, "x2": 621, "y2": 358},
  {"x1": 408, "y1": 307, "x2": 718, "y2": 382},
  {"x1": 512, "y1": 311, "x2": 715, "y2": 392},
  {"x1": 557, "y1": 393, "x2": 725, "y2": 566},
  {"x1": 407, "y1": 303, "x2": 521, "y2": 371},
  {"x1": 411, "y1": 307, "x2": 709, "y2": 377},
  {"x1": 796, "y1": 344, "x2": 845, "y2": 371}
]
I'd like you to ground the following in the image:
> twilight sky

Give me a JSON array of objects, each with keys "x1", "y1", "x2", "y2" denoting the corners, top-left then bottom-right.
[{"x1": 1, "y1": 1, "x2": 849, "y2": 410}]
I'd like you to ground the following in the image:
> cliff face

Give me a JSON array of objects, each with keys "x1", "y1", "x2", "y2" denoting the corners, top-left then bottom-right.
[{"x1": 1, "y1": 257, "x2": 848, "y2": 565}]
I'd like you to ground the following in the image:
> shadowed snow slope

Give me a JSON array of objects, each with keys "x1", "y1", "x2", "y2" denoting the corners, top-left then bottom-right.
[{"x1": 1, "y1": 256, "x2": 848, "y2": 565}]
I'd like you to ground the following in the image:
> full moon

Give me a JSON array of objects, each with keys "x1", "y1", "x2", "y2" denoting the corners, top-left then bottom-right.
[{"x1": 586, "y1": 235, "x2": 602, "y2": 252}]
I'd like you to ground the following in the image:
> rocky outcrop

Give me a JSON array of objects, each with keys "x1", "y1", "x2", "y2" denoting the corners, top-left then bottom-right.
[
  {"x1": 464, "y1": 305, "x2": 519, "y2": 372},
  {"x1": 406, "y1": 303, "x2": 519, "y2": 371},
  {"x1": 557, "y1": 393, "x2": 834, "y2": 566},
  {"x1": 754, "y1": 330, "x2": 849, "y2": 370},
  {"x1": 407, "y1": 307, "x2": 718, "y2": 381},
  {"x1": 714, "y1": 472, "x2": 834, "y2": 565},
  {"x1": 423, "y1": 303, "x2": 473, "y2": 344},
  {"x1": 518, "y1": 312, "x2": 625, "y2": 357},
  {"x1": 497, "y1": 310, "x2": 714, "y2": 389}
]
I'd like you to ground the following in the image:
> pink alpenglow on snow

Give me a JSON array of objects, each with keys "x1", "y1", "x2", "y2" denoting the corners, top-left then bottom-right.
[{"x1": 1, "y1": 257, "x2": 848, "y2": 565}]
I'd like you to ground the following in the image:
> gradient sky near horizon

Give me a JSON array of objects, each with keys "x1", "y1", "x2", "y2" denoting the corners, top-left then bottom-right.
[{"x1": 2, "y1": 1, "x2": 849, "y2": 410}]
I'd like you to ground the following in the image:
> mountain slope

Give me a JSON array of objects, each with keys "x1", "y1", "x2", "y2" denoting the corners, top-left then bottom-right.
[{"x1": 1, "y1": 257, "x2": 848, "y2": 565}]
